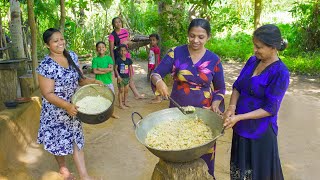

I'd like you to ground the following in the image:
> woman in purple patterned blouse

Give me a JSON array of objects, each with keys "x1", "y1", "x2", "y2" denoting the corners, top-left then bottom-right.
[
  {"x1": 224, "y1": 24, "x2": 289, "y2": 180},
  {"x1": 151, "y1": 18, "x2": 226, "y2": 178}
]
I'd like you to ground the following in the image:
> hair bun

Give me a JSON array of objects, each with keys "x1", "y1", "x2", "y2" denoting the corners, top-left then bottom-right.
[{"x1": 279, "y1": 39, "x2": 288, "y2": 51}]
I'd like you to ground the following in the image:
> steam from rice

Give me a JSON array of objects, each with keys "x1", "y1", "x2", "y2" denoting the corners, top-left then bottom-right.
[{"x1": 76, "y1": 95, "x2": 111, "y2": 114}]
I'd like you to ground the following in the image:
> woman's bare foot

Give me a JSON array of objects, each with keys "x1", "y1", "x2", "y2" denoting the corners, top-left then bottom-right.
[
  {"x1": 80, "y1": 175, "x2": 99, "y2": 180},
  {"x1": 59, "y1": 167, "x2": 75, "y2": 180},
  {"x1": 124, "y1": 103, "x2": 132, "y2": 107},
  {"x1": 135, "y1": 94, "x2": 146, "y2": 100},
  {"x1": 150, "y1": 99, "x2": 162, "y2": 104},
  {"x1": 112, "y1": 113, "x2": 120, "y2": 119},
  {"x1": 119, "y1": 105, "x2": 128, "y2": 109}
]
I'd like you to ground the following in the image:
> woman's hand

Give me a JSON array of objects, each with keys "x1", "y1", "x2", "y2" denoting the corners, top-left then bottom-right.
[
  {"x1": 223, "y1": 115, "x2": 240, "y2": 129},
  {"x1": 117, "y1": 77, "x2": 123, "y2": 83},
  {"x1": 211, "y1": 100, "x2": 222, "y2": 116},
  {"x1": 223, "y1": 109, "x2": 235, "y2": 120},
  {"x1": 94, "y1": 79, "x2": 103, "y2": 85},
  {"x1": 65, "y1": 103, "x2": 78, "y2": 117},
  {"x1": 155, "y1": 80, "x2": 169, "y2": 98}
]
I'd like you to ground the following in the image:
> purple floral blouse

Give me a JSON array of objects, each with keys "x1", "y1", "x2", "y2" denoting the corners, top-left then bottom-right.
[
  {"x1": 153, "y1": 45, "x2": 225, "y2": 109},
  {"x1": 233, "y1": 56, "x2": 290, "y2": 139}
]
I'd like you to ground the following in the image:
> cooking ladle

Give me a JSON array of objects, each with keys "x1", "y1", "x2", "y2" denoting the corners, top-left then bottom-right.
[
  {"x1": 155, "y1": 90, "x2": 195, "y2": 115},
  {"x1": 167, "y1": 96, "x2": 195, "y2": 115}
]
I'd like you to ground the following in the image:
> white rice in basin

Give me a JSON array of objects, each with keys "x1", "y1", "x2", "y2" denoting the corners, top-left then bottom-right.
[
  {"x1": 76, "y1": 95, "x2": 112, "y2": 114},
  {"x1": 145, "y1": 117, "x2": 214, "y2": 150}
]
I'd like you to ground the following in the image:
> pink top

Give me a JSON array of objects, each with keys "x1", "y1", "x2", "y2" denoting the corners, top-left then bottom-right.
[{"x1": 108, "y1": 28, "x2": 131, "y2": 58}]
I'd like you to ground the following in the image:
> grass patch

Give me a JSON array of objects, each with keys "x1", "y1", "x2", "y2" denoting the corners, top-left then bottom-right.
[
  {"x1": 281, "y1": 54, "x2": 320, "y2": 76},
  {"x1": 206, "y1": 31, "x2": 320, "y2": 76},
  {"x1": 207, "y1": 32, "x2": 253, "y2": 62}
]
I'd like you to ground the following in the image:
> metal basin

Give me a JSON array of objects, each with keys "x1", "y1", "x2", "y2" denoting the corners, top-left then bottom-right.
[
  {"x1": 72, "y1": 84, "x2": 114, "y2": 124},
  {"x1": 132, "y1": 107, "x2": 224, "y2": 162}
]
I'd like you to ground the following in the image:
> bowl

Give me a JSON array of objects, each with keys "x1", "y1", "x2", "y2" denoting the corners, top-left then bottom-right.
[
  {"x1": 71, "y1": 84, "x2": 115, "y2": 124},
  {"x1": 4, "y1": 100, "x2": 18, "y2": 108}
]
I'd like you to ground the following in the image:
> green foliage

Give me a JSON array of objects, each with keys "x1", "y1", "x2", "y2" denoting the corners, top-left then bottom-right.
[
  {"x1": 2, "y1": 0, "x2": 319, "y2": 75},
  {"x1": 207, "y1": 32, "x2": 253, "y2": 61},
  {"x1": 281, "y1": 53, "x2": 320, "y2": 76},
  {"x1": 290, "y1": 1, "x2": 320, "y2": 51},
  {"x1": 122, "y1": 1, "x2": 159, "y2": 35},
  {"x1": 208, "y1": 3, "x2": 249, "y2": 34}
]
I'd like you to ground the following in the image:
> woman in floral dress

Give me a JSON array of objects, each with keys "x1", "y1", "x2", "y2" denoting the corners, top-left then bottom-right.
[
  {"x1": 151, "y1": 18, "x2": 226, "y2": 178},
  {"x1": 37, "y1": 28, "x2": 100, "y2": 180}
]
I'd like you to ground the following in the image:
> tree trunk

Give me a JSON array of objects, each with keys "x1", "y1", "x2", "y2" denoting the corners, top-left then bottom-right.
[
  {"x1": 27, "y1": 0, "x2": 38, "y2": 88},
  {"x1": 158, "y1": 1, "x2": 165, "y2": 57},
  {"x1": 0, "y1": 69, "x2": 17, "y2": 110},
  {"x1": 9, "y1": 0, "x2": 26, "y2": 59},
  {"x1": 60, "y1": 0, "x2": 66, "y2": 34},
  {"x1": 0, "y1": 7, "x2": 9, "y2": 60},
  {"x1": 158, "y1": 1, "x2": 185, "y2": 57},
  {"x1": 152, "y1": 159, "x2": 212, "y2": 180},
  {"x1": 254, "y1": 0, "x2": 262, "y2": 29}
]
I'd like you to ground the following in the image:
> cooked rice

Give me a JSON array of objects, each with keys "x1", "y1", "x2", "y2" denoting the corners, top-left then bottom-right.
[
  {"x1": 145, "y1": 117, "x2": 213, "y2": 150},
  {"x1": 76, "y1": 95, "x2": 111, "y2": 114}
]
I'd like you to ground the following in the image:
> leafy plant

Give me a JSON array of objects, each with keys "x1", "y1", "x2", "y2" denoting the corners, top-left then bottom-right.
[
  {"x1": 207, "y1": 32, "x2": 253, "y2": 61},
  {"x1": 290, "y1": 1, "x2": 320, "y2": 51}
]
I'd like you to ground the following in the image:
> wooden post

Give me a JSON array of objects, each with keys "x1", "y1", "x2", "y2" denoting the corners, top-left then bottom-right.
[
  {"x1": 0, "y1": 60, "x2": 27, "y2": 110},
  {"x1": 152, "y1": 159, "x2": 212, "y2": 180}
]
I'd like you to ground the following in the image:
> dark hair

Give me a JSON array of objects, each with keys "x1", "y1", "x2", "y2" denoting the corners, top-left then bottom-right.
[
  {"x1": 149, "y1": 33, "x2": 160, "y2": 41},
  {"x1": 96, "y1": 41, "x2": 106, "y2": 48},
  {"x1": 111, "y1": 17, "x2": 123, "y2": 29},
  {"x1": 118, "y1": 44, "x2": 128, "y2": 51},
  {"x1": 43, "y1": 28, "x2": 60, "y2": 44},
  {"x1": 188, "y1": 18, "x2": 211, "y2": 36},
  {"x1": 253, "y1": 24, "x2": 288, "y2": 51},
  {"x1": 43, "y1": 28, "x2": 84, "y2": 79}
]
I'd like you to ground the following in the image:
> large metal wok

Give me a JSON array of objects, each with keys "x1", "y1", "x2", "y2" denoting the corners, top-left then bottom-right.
[{"x1": 132, "y1": 107, "x2": 225, "y2": 162}]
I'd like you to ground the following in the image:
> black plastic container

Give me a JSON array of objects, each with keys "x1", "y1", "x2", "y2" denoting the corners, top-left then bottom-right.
[{"x1": 4, "y1": 100, "x2": 18, "y2": 108}]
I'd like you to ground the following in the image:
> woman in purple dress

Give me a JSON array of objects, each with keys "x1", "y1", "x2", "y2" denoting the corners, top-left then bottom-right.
[
  {"x1": 223, "y1": 24, "x2": 289, "y2": 180},
  {"x1": 151, "y1": 18, "x2": 226, "y2": 178}
]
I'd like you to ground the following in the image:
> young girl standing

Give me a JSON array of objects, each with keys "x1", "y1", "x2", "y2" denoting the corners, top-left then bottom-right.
[
  {"x1": 114, "y1": 44, "x2": 133, "y2": 109},
  {"x1": 92, "y1": 41, "x2": 119, "y2": 118},
  {"x1": 146, "y1": 33, "x2": 162, "y2": 104},
  {"x1": 108, "y1": 17, "x2": 145, "y2": 99}
]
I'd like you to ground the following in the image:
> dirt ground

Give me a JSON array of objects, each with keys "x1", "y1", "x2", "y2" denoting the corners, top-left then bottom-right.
[
  {"x1": 3, "y1": 59, "x2": 320, "y2": 180},
  {"x1": 78, "y1": 60, "x2": 320, "y2": 180}
]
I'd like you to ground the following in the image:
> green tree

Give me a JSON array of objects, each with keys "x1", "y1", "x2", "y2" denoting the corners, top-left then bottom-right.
[
  {"x1": 254, "y1": 0, "x2": 262, "y2": 29},
  {"x1": 291, "y1": 0, "x2": 320, "y2": 51}
]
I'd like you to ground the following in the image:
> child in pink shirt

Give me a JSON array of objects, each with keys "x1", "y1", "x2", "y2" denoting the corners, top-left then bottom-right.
[{"x1": 108, "y1": 17, "x2": 145, "y2": 100}]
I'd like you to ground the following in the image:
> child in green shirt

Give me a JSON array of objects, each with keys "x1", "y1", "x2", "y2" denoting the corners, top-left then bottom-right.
[{"x1": 92, "y1": 41, "x2": 119, "y2": 118}]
